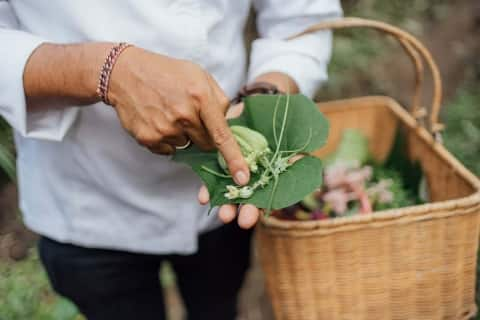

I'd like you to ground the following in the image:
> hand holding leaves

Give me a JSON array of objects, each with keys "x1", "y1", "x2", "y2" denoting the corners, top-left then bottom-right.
[{"x1": 174, "y1": 94, "x2": 329, "y2": 222}]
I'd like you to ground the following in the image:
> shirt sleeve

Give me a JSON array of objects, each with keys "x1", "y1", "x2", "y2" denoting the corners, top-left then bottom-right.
[
  {"x1": 249, "y1": 0, "x2": 342, "y2": 97},
  {"x1": 0, "y1": 1, "x2": 78, "y2": 141}
]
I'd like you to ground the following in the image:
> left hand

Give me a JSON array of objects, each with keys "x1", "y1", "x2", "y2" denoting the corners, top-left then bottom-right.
[
  {"x1": 197, "y1": 73, "x2": 299, "y2": 229},
  {"x1": 197, "y1": 102, "x2": 261, "y2": 229}
]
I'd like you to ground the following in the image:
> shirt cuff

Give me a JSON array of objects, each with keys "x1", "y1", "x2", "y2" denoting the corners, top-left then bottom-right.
[
  {"x1": 0, "y1": 29, "x2": 78, "y2": 141},
  {"x1": 247, "y1": 32, "x2": 332, "y2": 98}
]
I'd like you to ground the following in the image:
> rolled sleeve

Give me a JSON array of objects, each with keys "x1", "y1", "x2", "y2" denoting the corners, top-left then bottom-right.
[
  {"x1": 249, "y1": 0, "x2": 342, "y2": 97},
  {"x1": 0, "y1": 2, "x2": 78, "y2": 141}
]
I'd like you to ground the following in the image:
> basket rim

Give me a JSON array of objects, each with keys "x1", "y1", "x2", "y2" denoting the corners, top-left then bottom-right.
[{"x1": 260, "y1": 96, "x2": 480, "y2": 231}]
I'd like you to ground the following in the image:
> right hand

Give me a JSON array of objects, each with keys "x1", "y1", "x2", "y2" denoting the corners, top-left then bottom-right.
[{"x1": 107, "y1": 46, "x2": 250, "y2": 186}]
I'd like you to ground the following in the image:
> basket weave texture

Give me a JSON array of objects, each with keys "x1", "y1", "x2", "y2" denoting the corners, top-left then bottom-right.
[{"x1": 257, "y1": 18, "x2": 480, "y2": 320}]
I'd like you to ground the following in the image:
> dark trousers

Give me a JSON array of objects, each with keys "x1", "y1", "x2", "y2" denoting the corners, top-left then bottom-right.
[{"x1": 38, "y1": 223, "x2": 253, "y2": 320}]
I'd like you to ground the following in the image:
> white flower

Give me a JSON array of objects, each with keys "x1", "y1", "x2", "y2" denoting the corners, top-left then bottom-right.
[
  {"x1": 239, "y1": 186, "x2": 254, "y2": 198},
  {"x1": 224, "y1": 185, "x2": 240, "y2": 200}
]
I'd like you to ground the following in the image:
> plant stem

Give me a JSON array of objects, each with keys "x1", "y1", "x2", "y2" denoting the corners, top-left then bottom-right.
[
  {"x1": 272, "y1": 95, "x2": 282, "y2": 147},
  {"x1": 201, "y1": 166, "x2": 231, "y2": 178},
  {"x1": 279, "y1": 128, "x2": 313, "y2": 156},
  {"x1": 265, "y1": 93, "x2": 291, "y2": 212},
  {"x1": 265, "y1": 176, "x2": 279, "y2": 216},
  {"x1": 274, "y1": 93, "x2": 290, "y2": 158}
]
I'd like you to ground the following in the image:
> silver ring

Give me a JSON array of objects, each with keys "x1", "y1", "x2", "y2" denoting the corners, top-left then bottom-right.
[{"x1": 175, "y1": 139, "x2": 192, "y2": 150}]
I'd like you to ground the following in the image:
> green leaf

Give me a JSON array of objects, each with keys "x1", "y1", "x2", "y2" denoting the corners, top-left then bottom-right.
[
  {"x1": 0, "y1": 143, "x2": 16, "y2": 182},
  {"x1": 229, "y1": 94, "x2": 329, "y2": 152},
  {"x1": 173, "y1": 94, "x2": 329, "y2": 210},
  {"x1": 324, "y1": 129, "x2": 369, "y2": 167}
]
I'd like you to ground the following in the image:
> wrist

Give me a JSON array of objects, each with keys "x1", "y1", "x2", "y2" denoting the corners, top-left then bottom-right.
[
  {"x1": 254, "y1": 72, "x2": 299, "y2": 94},
  {"x1": 95, "y1": 43, "x2": 133, "y2": 105},
  {"x1": 232, "y1": 82, "x2": 281, "y2": 104},
  {"x1": 79, "y1": 42, "x2": 117, "y2": 102},
  {"x1": 24, "y1": 42, "x2": 113, "y2": 106},
  {"x1": 231, "y1": 72, "x2": 299, "y2": 104}
]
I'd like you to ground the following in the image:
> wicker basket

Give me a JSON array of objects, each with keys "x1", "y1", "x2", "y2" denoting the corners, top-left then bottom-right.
[{"x1": 257, "y1": 18, "x2": 480, "y2": 320}]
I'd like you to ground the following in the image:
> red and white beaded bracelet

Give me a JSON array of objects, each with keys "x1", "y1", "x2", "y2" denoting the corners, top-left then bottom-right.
[{"x1": 96, "y1": 42, "x2": 132, "y2": 105}]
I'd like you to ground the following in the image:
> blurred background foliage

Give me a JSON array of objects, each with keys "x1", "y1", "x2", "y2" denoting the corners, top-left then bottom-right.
[{"x1": 1, "y1": 0, "x2": 479, "y2": 319}]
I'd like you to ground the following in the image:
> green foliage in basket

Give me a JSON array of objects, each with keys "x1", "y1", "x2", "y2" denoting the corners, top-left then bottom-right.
[{"x1": 371, "y1": 165, "x2": 417, "y2": 210}]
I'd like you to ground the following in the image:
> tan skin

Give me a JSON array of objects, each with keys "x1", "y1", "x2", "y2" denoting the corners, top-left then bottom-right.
[{"x1": 24, "y1": 43, "x2": 299, "y2": 229}]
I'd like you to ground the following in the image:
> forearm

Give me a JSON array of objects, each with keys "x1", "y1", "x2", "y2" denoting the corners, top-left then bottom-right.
[
  {"x1": 23, "y1": 42, "x2": 113, "y2": 110},
  {"x1": 254, "y1": 72, "x2": 299, "y2": 94}
]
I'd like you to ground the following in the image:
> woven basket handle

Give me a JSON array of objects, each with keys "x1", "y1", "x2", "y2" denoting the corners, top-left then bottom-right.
[{"x1": 287, "y1": 17, "x2": 444, "y2": 136}]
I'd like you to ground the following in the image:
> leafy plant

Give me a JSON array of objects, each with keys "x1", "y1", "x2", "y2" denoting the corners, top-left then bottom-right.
[
  {"x1": 371, "y1": 165, "x2": 417, "y2": 210},
  {"x1": 0, "y1": 251, "x2": 82, "y2": 320},
  {"x1": 0, "y1": 118, "x2": 15, "y2": 183},
  {"x1": 174, "y1": 94, "x2": 329, "y2": 213},
  {"x1": 0, "y1": 142, "x2": 16, "y2": 182},
  {"x1": 275, "y1": 129, "x2": 419, "y2": 221},
  {"x1": 443, "y1": 87, "x2": 480, "y2": 176}
]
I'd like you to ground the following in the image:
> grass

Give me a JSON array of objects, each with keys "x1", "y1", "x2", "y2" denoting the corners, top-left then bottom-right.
[
  {"x1": 0, "y1": 251, "x2": 83, "y2": 320},
  {"x1": 0, "y1": 250, "x2": 179, "y2": 319}
]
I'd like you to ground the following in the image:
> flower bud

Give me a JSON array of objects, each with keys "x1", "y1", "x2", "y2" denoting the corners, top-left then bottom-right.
[
  {"x1": 218, "y1": 126, "x2": 270, "y2": 174},
  {"x1": 239, "y1": 186, "x2": 254, "y2": 198}
]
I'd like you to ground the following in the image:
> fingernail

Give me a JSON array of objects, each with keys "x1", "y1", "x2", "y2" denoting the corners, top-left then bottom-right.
[{"x1": 234, "y1": 171, "x2": 249, "y2": 185}]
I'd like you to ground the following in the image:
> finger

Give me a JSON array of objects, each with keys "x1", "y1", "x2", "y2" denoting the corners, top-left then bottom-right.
[
  {"x1": 200, "y1": 91, "x2": 250, "y2": 185},
  {"x1": 163, "y1": 133, "x2": 189, "y2": 148},
  {"x1": 238, "y1": 204, "x2": 260, "y2": 229},
  {"x1": 205, "y1": 73, "x2": 230, "y2": 115},
  {"x1": 180, "y1": 117, "x2": 215, "y2": 151},
  {"x1": 201, "y1": 110, "x2": 249, "y2": 185},
  {"x1": 180, "y1": 73, "x2": 228, "y2": 151},
  {"x1": 226, "y1": 103, "x2": 244, "y2": 119},
  {"x1": 218, "y1": 204, "x2": 237, "y2": 224},
  {"x1": 288, "y1": 154, "x2": 305, "y2": 164},
  {"x1": 197, "y1": 185, "x2": 210, "y2": 205},
  {"x1": 164, "y1": 101, "x2": 214, "y2": 151},
  {"x1": 148, "y1": 143, "x2": 175, "y2": 155},
  {"x1": 151, "y1": 111, "x2": 191, "y2": 147}
]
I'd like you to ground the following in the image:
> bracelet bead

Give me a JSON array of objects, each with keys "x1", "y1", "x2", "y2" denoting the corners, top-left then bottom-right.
[{"x1": 96, "y1": 42, "x2": 132, "y2": 105}]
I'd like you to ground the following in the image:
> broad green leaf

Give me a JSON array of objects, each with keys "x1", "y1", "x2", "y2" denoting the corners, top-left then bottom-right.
[
  {"x1": 173, "y1": 94, "x2": 329, "y2": 210},
  {"x1": 229, "y1": 94, "x2": 329, "y2": 152}
]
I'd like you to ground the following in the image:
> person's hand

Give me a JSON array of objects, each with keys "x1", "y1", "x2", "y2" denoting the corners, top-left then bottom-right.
[
  {"x1": 197, "y1": 102, "x2": 261, "y2": 229},
  {"x1": 108, "y1": 47, "x2": 250, "y2": 186},
  {"x1": 196, "y1": 69, "x2": 300, "y2": 229},
  {"x1": 197, "y1": 100, "x2": 304, "y2": 229}
]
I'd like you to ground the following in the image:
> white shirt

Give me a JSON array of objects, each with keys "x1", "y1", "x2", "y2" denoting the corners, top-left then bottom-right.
[{"x1": 0, "y1": 0, "x2": 341, "y2": 254}]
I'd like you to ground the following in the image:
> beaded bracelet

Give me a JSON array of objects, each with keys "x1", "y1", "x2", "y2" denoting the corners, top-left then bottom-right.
[
  {"x1": 96, "y1": 42, "x2": 132, "y2": 105},
  {"x1": 231, "y1": 82, "x2": 281, "y2": 105}
]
